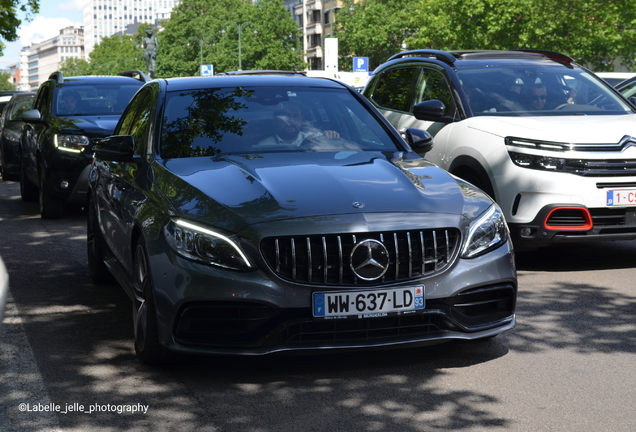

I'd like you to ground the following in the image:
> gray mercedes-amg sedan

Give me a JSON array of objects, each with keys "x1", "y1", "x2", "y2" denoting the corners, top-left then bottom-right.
[{"x1": 88, "y1": 72, "x2": 517, "y2": 365}]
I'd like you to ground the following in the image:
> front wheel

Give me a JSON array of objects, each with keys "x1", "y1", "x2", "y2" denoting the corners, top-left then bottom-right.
[
  {"x1": 39, "y1": 161, "x2": 64, "y2": 219},
  {"x1": 20, "y1": 159, "x2": 38, "y2": 202},
  {"x1": 132, "y1": 237, "x2": 173, "y2": 365},
  {"x1": 87, "y1": 196, "x2": 114, "y2": 285}
]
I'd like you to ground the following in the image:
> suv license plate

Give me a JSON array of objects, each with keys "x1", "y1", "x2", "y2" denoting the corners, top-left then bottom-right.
[
  {"x1": 607, "y1": 190, "x2": 636, "y2": 206},
  {"x1": 313, "y1": 286, "x2": 424, "y2": 319}
]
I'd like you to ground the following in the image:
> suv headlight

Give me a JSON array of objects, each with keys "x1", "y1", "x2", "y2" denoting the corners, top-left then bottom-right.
[
  {"x1": 164, "y1": 219, "x2": 253, "y2": 271},
  {"x1": 461, "y1": 205, "x2": 509, "y2": 258},
  {"x1": 55, "y1": 134, "x2": 90, "y2": 153}
]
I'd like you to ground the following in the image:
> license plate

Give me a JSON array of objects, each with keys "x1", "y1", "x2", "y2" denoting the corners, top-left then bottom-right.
[
  {"x1": 607, "y1": 190, "x2": 636, "y2": 206},
  {"x1": 313, "y1": 286, "x2": 424, "y2": 319}
]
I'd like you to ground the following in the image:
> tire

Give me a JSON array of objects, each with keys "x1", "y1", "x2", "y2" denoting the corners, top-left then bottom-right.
[
  {"x1": 132, "y1": 237, "x2": 173, "y2": 366},
  {"x1": 19, "y1": 159, "x2": 38, "y2": 202},
  {"x1": 39, "y1": 161, "x2": 64, "y2": 219},
  {"x1": 87, "y1": 196, "x2": 114, "y2": 285}
]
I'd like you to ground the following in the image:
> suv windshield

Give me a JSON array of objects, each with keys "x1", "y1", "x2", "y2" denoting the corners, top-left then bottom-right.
[
  {"x1": 456, "y1": 66, "x2": 632, "y2": 116},
  {"x1": 54, "y1": 84, "x2": 142, "y2": 116},
  {"x1": 160, "y1": 87, "x2": 399, "y2": 158}
]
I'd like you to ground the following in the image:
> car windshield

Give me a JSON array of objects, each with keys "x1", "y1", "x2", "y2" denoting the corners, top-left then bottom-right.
[
  {"x1": 456, "y1": 65, "x2": 633, "y2": 116},
  {"x1": 54, "y1": 84, "x2": 141, "y2": 116},
  {"x1": 160, "y1": 86, "x2": 399, "y2": 158}
]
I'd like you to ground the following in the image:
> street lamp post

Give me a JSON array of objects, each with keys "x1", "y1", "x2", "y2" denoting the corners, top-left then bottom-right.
[
  {"x1": 187, "y1": 37, "x2": 215, "y2": 74},
  {"x1": 221, "y1": 21, "x2": 257, "y2": 71}
]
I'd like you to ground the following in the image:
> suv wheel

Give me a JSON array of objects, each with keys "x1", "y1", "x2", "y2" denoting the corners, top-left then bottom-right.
[
  {"x1": 39, "y1": 161, "x2": 64, "y2": 219},
  {"x1": 19, "y1": 159, "x2": 38, "y2": 202},
  {"x1": 132, "y1": 237, "x2": 173, "y2": 366},
  {"x1": 87, "y1": 196, "x2": 114, "y2": 284}
]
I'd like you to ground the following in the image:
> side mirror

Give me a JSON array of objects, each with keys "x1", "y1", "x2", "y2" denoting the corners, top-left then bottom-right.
[
  {"x1": 412, "y1": 100, "x2": 454, "y2": 124},
  {"x1": 404, "y1": 128, "x2": 434, "y2": 154},
  {"x1": 629, "y1": 96, "x2": 636, "y2": 108},
  {"x1": 93, "y1": 135, "x2": 141, "y2": 163},
  {"x1": 21, "y1": 109, "x2": 45, "y2": 124}
]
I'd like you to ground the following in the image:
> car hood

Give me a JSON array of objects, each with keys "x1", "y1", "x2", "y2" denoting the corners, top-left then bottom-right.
[
  {"x1": 55, "y1": 115, "x2": 120, "y2": 137},
  {"x1": 154, "y1": 151, "x2": 492, "y2": 232},
  {"x1": 465, "y1": 113, "x2": 636, "y2": 144}
]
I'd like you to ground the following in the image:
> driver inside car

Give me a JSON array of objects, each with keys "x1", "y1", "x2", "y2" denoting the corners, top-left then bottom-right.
[{"x1": 258, "y1": 102, "x2": 340, "y2": 147}]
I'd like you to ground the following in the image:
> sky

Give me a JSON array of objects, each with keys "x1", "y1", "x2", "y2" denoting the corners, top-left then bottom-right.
[{"x1": 0, "y1": 0, "x2": 84, "y2": 69}]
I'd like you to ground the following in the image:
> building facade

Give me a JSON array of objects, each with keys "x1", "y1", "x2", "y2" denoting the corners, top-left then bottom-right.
[
  {"x1": 287, "y1": 0, "x2": 342, "y2": 70},
  {"x1": 21, "y1": 27, "x2": 85, "y2": 90},
  {"x1": 83, "y1": 0, "x2": 179, "y2": 58}
]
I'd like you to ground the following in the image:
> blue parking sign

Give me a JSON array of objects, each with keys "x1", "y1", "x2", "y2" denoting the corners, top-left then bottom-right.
[
  {"x1": 201, "y1": 65, "x2": 214, "y2": 76},
  {"x1": 353, "y1": 57, "x2": 368, "y2": 73}
]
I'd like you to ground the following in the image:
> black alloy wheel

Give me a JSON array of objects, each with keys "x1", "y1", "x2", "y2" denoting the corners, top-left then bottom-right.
[
  {"x1": 87, "y1": 196, "x2": 114, "y2": 284},
  {"x1": 132, "y1": 237, "x2": 173, "y2": 365},
  {"x1": 39, "y1": 161, "x2": 64, "y2": 219},
  {"x1": 19, "y1": 158, "x2": 38, "y2": 202}
]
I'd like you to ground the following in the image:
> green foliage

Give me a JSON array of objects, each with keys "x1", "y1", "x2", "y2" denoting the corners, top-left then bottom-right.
[
  {"x1": 337, "y1": 0, "x2": 636, "y2": 72},
  {"x1": 157, "y1": 0, "x2": 304, "y2": 77},
  {"x1": 59, "y1": 58, "x2": 91, "y2": 77},
  {"x1": 0, "y1": 0, "x2": 39, "y2": 56},
  {"x1": 84, "y1": 32, "x2": 148, "y2": 76},
  {"x1": 0, "y1": 69, "x2": 15, "y2": 90},
  {"x1": 334, "y1": 0, "x2": 416, "y2": 71}
]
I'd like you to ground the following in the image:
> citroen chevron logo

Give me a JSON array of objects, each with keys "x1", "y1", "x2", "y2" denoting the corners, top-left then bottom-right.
[{"x1": 350, "y1": 239, "x2": 389, "y2": 281}]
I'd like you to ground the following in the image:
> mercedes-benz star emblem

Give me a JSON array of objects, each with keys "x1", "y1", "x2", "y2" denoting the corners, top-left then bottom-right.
[
  {"x1": 350, "y1": 239, "x2": 389, "y2": 281},
  {"x1": 352, "y1": 202, "x2": 365, "y2": 209}
]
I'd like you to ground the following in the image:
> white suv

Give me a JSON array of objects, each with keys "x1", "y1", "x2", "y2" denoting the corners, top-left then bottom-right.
[{"x1": 364, "y1": 49, "x2": 636, "y2": 250}]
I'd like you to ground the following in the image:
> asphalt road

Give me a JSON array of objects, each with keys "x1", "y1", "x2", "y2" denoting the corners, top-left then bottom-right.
[{"x1": 1, "y1": 179, "x2": 635, "y2": 432}]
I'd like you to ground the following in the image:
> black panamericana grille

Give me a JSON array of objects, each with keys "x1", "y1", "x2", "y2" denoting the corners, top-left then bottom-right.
[{"x1": 260, "y1": 229, "x2": 461, "y2": 286}]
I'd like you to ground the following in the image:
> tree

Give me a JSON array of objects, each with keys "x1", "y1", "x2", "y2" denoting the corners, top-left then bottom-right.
[
  {"x1": 334, "y1": 0, "x2": 415, "y2": 71},
  {"x1": 0, "y1": 0, "x2": 39, "y2": 56},
  {"x1": 410, "y1": 0, "x2": 636, "y2": 71},
  {"x1": 84, "y1": 32, "x2": 147, "y2": 76},
  {"x1": 0, "y1": 70, "x2": 15, "y2": 90},
  {"x1": 59, "y1": 58, "x2": 90, "y2": 77},
  {"x1": 157, "y1": 0, "x2": 304, "y2": 77},
  {"x1": 336, "y1": 0, "x2": 636, "y2": 72}
]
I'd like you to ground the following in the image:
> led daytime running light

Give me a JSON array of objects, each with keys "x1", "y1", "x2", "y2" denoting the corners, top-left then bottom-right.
[{"x1": 175, "y1": 220, "x2": 252, "y2": 268}]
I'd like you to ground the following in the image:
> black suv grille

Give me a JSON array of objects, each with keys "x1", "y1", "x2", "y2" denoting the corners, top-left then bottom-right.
[
  {"x1": 563, "y1": 159, "x2": 636, "y2": 177},
  {"x1": 261, "y1": 229, "x2": 461, "y2": 286}
]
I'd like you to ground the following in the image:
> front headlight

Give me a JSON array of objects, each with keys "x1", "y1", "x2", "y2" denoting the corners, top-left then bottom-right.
[
  {"x1": 55, "y1": 134, "x2": 90, "y2": 153},
  {"x1": 461, "y1": 205, "x2": 509, "y2": 258},
  {"x1": 164, "y1": 219, "x2": 253, "y2": 271}
]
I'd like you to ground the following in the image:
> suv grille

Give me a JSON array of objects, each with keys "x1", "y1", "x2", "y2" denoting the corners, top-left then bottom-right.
[
  {"x1": 261, "y1": 229, "x2": 461, "y2": 286},
  {"x1": 563, "y1": 159, "x2": 636, "y2": 177}
]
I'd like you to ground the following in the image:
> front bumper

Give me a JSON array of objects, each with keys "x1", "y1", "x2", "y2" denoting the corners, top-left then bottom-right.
[
  {"x1": 510, "y1": 203, "x2": 636, "y2": 248},
  {"x1": 148, "y1": 237, "x2": 517, "y2": 355}
]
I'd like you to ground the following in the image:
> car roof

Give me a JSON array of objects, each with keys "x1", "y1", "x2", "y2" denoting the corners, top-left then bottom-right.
[
  {"x1": 384, "y1": 49, "x2": 578, "y2": 69},
  {"x1": 163, "y1": 75, "x2": 349, "y2": 92}
]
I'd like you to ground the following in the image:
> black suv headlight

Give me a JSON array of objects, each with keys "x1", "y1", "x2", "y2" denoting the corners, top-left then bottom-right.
[
  {"x1": 461, "y1": 205, "x2": 509, "y2": 258},
  {"x1": 164, "y1": 219, "x2": 253, "y2": 271},
  {"x1": 55, "y1": 134, "x2": 90, "y2": 153}
]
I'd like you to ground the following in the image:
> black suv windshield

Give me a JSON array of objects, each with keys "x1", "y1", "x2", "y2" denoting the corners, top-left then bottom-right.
[
  {"x1": 160, "y1": 87, "x2": 398, "y2": 158},
  {"x1": 54, "y1": 84, "x2": 142, "y2": 116},
  {"x1": 456, "y1": 65, "x2": 632, "y2": 116}
]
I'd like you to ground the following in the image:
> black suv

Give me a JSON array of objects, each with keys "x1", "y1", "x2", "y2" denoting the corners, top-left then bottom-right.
[{"x1": 20, "y1": 70, "x2": 148, "y2": 218}]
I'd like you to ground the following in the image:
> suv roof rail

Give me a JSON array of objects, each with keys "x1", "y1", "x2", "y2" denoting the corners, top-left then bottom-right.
[
  {"x1": 510, "y1": 49, "x2": 574, "y2": 65},
  {"x1": 119, "y1": 69, "x2": 151, "y2": 83},
  {"x1": 216, "y1": 70, "x2": 307, "y2": 76},
  {"x1": 387, "y1": 50, "x2": 457, "y2": 66},
  {"x1": 49, "y1": 71, "x2": 64, "y2": 84}
]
